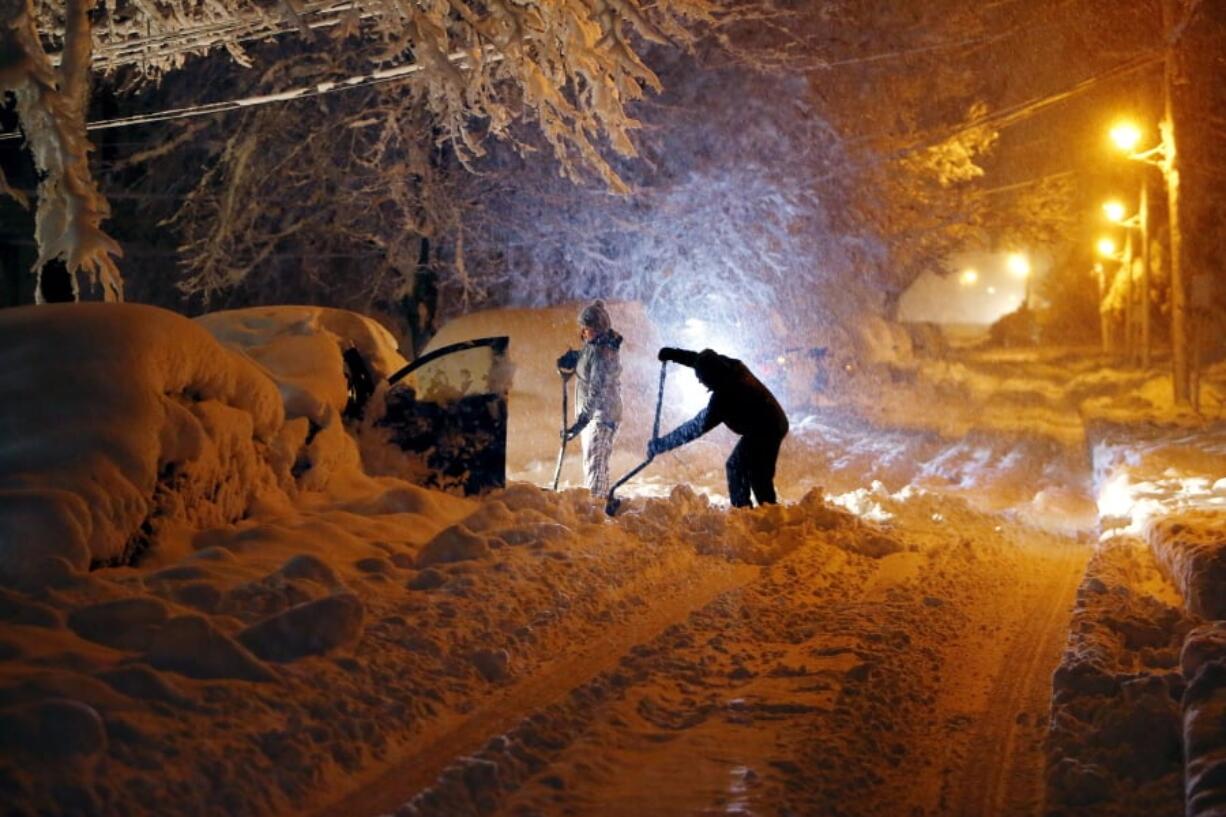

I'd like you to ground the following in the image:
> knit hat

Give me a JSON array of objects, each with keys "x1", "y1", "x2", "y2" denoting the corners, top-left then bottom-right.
[{"x1": 578, "y1": 300, "x2": 612, "y2": 333}]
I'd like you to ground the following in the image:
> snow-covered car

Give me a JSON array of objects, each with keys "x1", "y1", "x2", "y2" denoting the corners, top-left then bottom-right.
[
  {"x1": 375, "y1": 336, "x2": 510, "y2": 495},
  {"x1": 198, "y1": 306, "x2": 510, "y2": 496}
]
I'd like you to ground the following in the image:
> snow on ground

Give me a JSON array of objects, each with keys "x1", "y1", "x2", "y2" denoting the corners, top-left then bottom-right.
[
  {"x1": 1046, "y1": 537, "x2": 1192, "y2": 817},
  {"x1": 1, "y1": 302, "x2": 1223, "y2": 817},
  {"x1": 1183, "y1": 621, "x2": 1226, "y2": 817},
  {"x1": 0, "y1": 304, "x2": 288, "y2": 588},
  {"x1": 0, "y1": 302, "x2": 920, "y2": 817},
  {"x1": 785, "y1": 340, "x2": 1226, "y2": 817}
]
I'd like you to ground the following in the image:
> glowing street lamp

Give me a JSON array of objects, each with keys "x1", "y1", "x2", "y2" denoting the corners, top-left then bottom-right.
[
  {"x1": 1006, "y1": 253, "x2": 1030, "y2": 279},
  {"x1": 1097, "y1": 237, "x2": 1118, "y2": 258},
  {"x1": 1005, "y1": 253, "x2": 1032, "y2": 310},
  {"x1": 1109, "y1": 121, "x2": 1143, "y2": 153},
  {"x1": 959, "y1": 268, "x2": 978, "y2": 286},
  {"x1": 1102, "y1": 200, "x2": 1127, "y2": 223}
]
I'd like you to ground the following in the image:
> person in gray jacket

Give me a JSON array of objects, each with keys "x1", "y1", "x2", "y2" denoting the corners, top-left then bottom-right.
[{"x1": 556, "y1": 301, "x2": 623, "y2": 496}]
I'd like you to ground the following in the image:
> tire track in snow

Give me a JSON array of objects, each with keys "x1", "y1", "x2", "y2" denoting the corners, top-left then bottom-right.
[
  {"x1": 312, "y1": 559, "x2": 759, "y2": 817},
  {"x1": 948, "y1": 540, "x2": 1086, "y2": 817}
]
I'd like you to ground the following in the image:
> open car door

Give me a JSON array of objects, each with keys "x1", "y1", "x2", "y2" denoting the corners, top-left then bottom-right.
[{"x1": 378, "y1": 336, "x2": 511, "y2": 496}]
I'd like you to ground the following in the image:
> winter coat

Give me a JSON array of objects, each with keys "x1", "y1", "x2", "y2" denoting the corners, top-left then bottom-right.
[
  {"x1": 575, "y1": 329, "x2": 623, "y2": 428},
  {"x1": 654, "y1": 348, "x2": 788, "y2": 452}
]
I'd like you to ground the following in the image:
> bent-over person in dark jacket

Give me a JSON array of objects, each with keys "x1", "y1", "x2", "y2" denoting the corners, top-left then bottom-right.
[{"x1": 649, "y1": 347, "x2": 789, "y2": 507}]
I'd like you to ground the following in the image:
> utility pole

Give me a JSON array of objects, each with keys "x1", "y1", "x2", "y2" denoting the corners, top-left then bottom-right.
[
  {"x1": 1139, "y1": 176, "x2": 1151, "y2": 368},
  {"x1": 1103, "y1": 261, "x2": 1113, "y2": 350},
  {"x1": 1123, "y1": 230, "x2": 1135, "y2": 363},
  {"x1": 1161, "y1": 0, "x2": 1190, "y2": 405}
]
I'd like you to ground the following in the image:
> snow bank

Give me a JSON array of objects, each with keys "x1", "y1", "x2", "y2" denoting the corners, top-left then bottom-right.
[
  {"x1": 1046, "y1": 538, "x2": 1192, "y2": 816},
  {"x1": 1091, "y1": 423, "x2": 1226, "y2": 508},
  {"x1": 1147, "y1": 511, "x2": 1226, "y2": 620},
  {"x1": 1183, "y1": 623, "x2": 1226, "y2": 817},
  {"x1": 853, "y1": 315, "x2": 913, "y2": 365},
  {"x1": 0, "y1": 304, "x2": 290, "y2": 588}
]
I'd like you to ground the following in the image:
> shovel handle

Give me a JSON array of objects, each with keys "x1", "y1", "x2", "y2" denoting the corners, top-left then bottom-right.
[{"x1": 605, "y1": 361, "x2": 668, "y2": 514}]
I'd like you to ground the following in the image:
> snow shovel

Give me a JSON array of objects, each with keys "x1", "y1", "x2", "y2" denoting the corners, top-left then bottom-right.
[
  {"x1": 551, "y1": 370, "x2": 574, "y2": 491},
  {"x1": 605, "y1": 361, "x2": 668, "y2": 516}
]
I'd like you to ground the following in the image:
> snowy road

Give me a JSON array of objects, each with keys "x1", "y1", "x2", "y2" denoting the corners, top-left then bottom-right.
[{"x1": 309, "y1": 492, "x2": 1087, "y2": 817}]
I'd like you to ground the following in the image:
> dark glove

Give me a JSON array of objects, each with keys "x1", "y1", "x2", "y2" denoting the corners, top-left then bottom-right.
[
  {"x1": 658, "y1": 347, "x2": 684, "y2": 363},
  {"x1": 647, "y1": 438, "x2": 664, "y2": 457},
  {"x1": 557, "y1": 349, "x2": 579, "y2": 374},
  {"x1": 562, "y1": 423, "x2": 582, "y2": 442}
]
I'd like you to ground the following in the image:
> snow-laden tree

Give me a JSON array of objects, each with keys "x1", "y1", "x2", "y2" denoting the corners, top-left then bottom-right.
[
  {"x1": 159, "y1": 0, "x2": 1018, "y2": 332},
  {"x1": 2, "y1": 0, "x2": 122, "y2": 300},
  {"x1": 2, "y1": 0, "x2": 723, "y2": 301},
  {"x1": 435, "y1": 0, "x2": 1035, "y2": 325}
]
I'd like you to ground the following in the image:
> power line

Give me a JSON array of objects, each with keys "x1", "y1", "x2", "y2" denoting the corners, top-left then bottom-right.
[
  {"x1": 974, "y1": 169, "x2": 1080, "y2": 196},
  {"x1": 47, "y1": 1, "x2": 370, "y2": 71},
  {"x1": 0, "y1": 48, "x2": 497, "y2": 142},
  {"x1": 903, "y1": 51, "x2": 1164, "y2": 152}
]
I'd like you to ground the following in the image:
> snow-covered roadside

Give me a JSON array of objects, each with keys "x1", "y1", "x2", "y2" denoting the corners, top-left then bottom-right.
[
  {"x1": 0, "y1": 303, "x2": 476, "y2": 815},
  {"x1": 1147, "y1": 512, "x2": 1226, "y2": 621},
  {"x1": 814, "y1": 341, "x2": 1226, "y2": 817},
  {"x1": 1183, "y1": 622, "x2": 1226, "y2": 817},
  {"x1": 1046, "y1": 538, "x2": 1192, "y2": 817},
  {"x1": 1, "y1": 301, "x2": 1219, "y2": 817},
  {"x1": 0, "y1": 304, "x2": 291, "y2": 589}
]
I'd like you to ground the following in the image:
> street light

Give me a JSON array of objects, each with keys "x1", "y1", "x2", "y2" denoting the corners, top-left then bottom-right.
[
  {"x1": 1006, "y1": 253, "x2": 1031, "y2": 279},
  {"x1": 1109, "y1": 121, "x2": 1143, "y2": 153},
  {"x1": 959, "y1": 268, "x2": 978, "y2": 286},
  {"x1": 1102, "y1": 200, "x2": 1128, "y2": 224},
  {"x1": 1097, "y1": 237, "x2": 1118, "y2": 258},
  {"x1": 1006, "y1": 253, "x2": 1032, "y2": 310}
]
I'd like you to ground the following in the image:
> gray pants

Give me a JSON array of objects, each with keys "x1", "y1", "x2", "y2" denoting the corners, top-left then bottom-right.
[{"x1": 582, "y1": 422, "x2": 618, "y2": 497}]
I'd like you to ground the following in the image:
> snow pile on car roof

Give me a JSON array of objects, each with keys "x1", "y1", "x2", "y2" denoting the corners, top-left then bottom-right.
[{"x1": 196, "y1": 305, "x2": 408, "y2": 424}]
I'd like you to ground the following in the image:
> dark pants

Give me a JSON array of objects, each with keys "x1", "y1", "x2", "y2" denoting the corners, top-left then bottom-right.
[{"x1": 726, "y1": 433, "x2": 784, "y2": 508}]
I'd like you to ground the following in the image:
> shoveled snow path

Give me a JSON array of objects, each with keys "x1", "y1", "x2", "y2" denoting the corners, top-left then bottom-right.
[{"x1": 314, "y1": 495, "x2": 1086, "y2": 817}]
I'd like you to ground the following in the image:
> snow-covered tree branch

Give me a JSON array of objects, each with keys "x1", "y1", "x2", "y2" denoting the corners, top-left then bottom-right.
[
  {"x1": 6, "y1": 0, "x2": 725, "y2": 300},
  {"x1": 2, "y1": 0, "x2": 122, "y2": 301}
]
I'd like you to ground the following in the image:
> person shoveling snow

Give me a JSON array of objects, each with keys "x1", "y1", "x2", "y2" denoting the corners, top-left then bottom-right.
[
  {"x1": 556, "y1": 301, "x2": 624, "y2": 496},
  {"x1": 648, "y1": 347, "x2": 789, "y2": 507}
]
